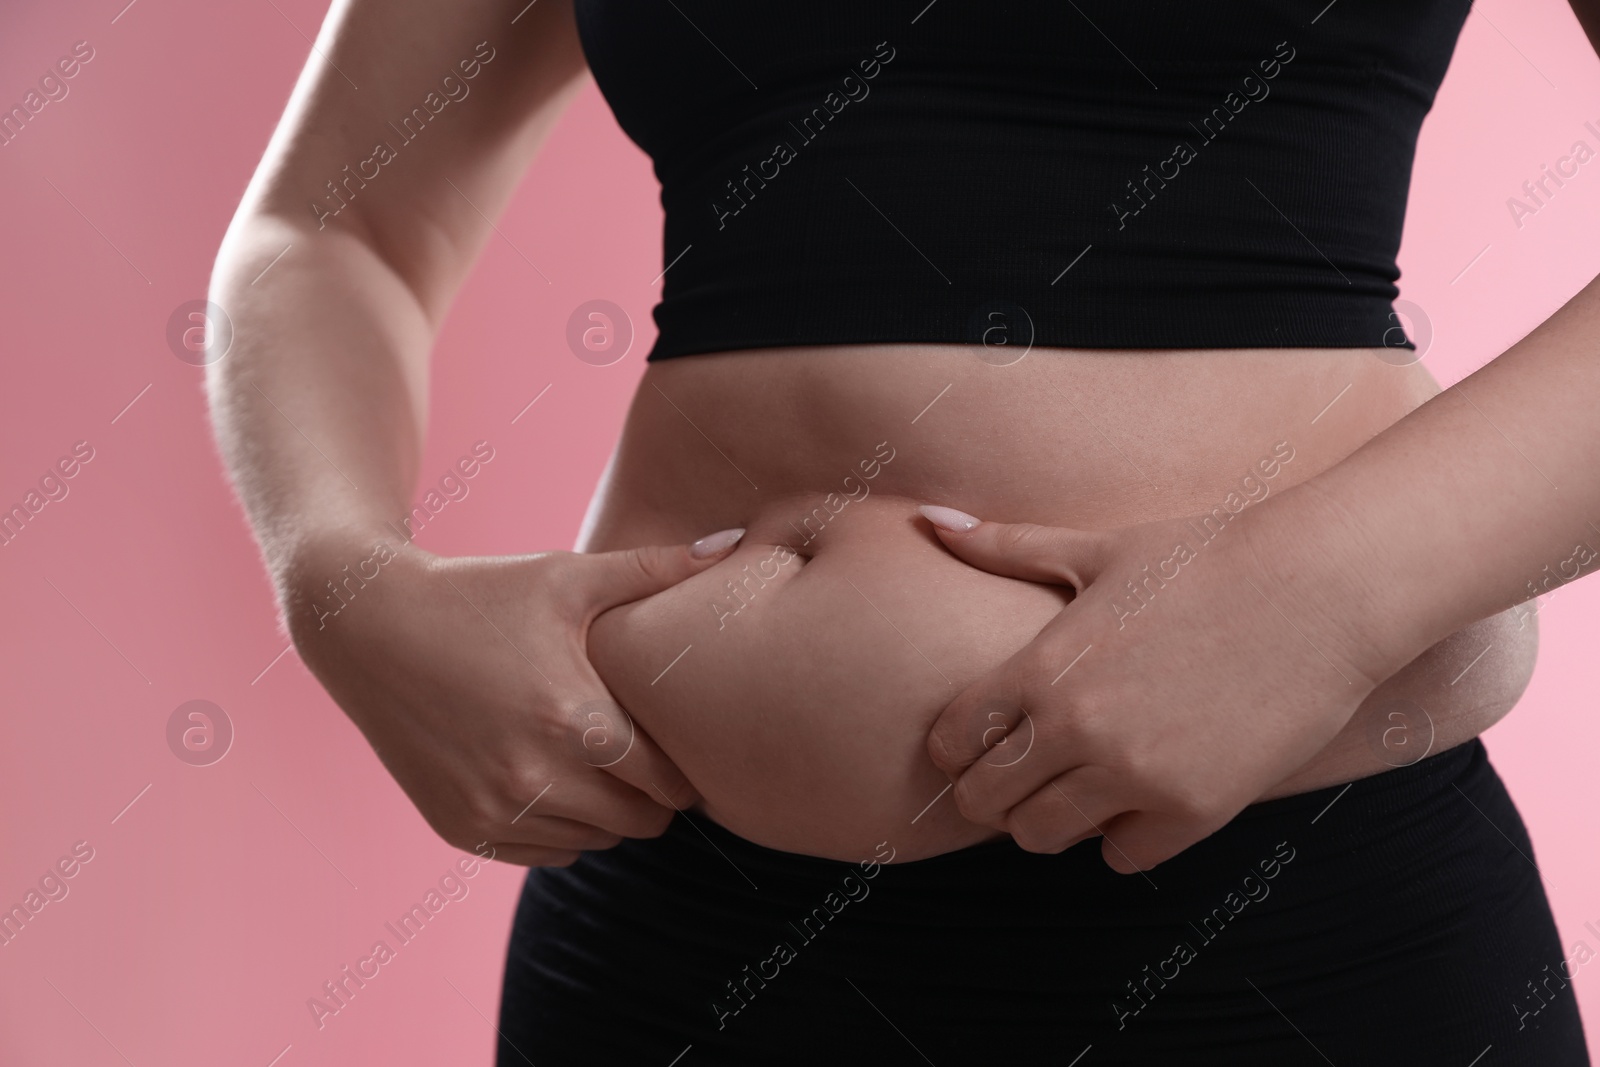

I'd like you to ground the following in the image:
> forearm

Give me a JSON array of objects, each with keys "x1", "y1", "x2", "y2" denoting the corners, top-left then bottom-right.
[
  {"x1": 206, "y1": 211, "x2": 435, "y2": 595},
  {"x1": 1246, "y1": 270, "x2": 1600, "y2": 681}
]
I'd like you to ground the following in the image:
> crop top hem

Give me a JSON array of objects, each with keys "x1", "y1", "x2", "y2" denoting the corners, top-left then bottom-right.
[{"x1": 644, "y1": 295, "x2": 1415, "y2": 361}]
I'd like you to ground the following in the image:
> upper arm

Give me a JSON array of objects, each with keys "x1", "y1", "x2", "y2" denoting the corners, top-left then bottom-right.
[{"x1": 231, "y1": 0, "x2": 589, "y2": 323}]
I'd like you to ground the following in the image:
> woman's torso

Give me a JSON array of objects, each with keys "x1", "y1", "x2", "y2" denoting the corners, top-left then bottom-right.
[
  {"x1": 564, "y1": 0, "x2": 1508, "y2": 861},
  {"x1": 580, "y1": 345, "x2": 1538, "y2": 861}
]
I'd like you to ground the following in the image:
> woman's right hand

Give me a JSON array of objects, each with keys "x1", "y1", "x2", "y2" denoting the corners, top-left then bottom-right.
[{"x1": 280, "y1": 527, "x2": 745, "y2": 867}]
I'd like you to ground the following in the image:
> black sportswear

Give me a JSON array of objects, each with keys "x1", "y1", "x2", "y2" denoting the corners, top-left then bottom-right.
[
  {"x1": 573, "y1": 0, "x2": 1470, "y2": 361},
  {"x1": 497, "y1": 739, "x2": 1589, "y2": 1064}
]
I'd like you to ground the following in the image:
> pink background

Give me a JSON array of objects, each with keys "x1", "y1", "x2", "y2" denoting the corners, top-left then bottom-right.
[{"x1": 2, "y1": 1, "x2": 1598, "y2": 1063}]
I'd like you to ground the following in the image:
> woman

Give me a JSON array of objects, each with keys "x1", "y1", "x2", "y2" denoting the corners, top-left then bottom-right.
[{"x1": 207, "y1": 0, "x2": 1596, "y2": 1062}]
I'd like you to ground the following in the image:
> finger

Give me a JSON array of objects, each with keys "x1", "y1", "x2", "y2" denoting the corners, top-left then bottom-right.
[
  {"x1": 573, "y1": 529, "x2": 746, "y2": 615},
  {"x1": 917, "y1": 507, "x2": 1106, "y2": 590},
  {"x1": 1003, "y1": 767, "x2": 1126, "y2": 855},
  {"x1": 926, "y1": 678, "x2": 1030, "y2": 780},
  {"x1": 1095, "y1": 809, "x2": 1223, "y2": 875},
  {"x1": 949, "y1": 707, "x2": 1090, "y2": 826},
  {"x1": 502, "y1": 770, "x2": 679, "y2": 840},
  {"x1": 492, "y1": 812, "x2": 625, "y2": 852},
  {"x1": 560, "y1": 693, "x2": 702, "y2": 811}
]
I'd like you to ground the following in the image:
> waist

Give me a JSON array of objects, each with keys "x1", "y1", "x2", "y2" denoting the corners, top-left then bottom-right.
[
  {"x1": 582, "y1": 341, "x2": 1444, "y2": 543},
  {"x1": 578, "y1": 343, "x2": 1538, "y2": 860}
]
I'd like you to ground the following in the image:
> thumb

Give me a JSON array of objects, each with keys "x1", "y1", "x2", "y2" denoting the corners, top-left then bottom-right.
[
  {"x1": 917, "y1": 506, "x2": 1106, "y2": 591},
  {"x1": 577, "y1": 527, "x2": 745, "y2": 613}
]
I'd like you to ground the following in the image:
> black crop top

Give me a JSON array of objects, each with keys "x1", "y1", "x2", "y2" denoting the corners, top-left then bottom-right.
[{"x1": 572, "y1": 1, "x2": 1470, "y2": 362}]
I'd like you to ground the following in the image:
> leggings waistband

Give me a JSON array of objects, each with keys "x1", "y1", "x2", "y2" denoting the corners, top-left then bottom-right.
[
  {"x1": 662, "y1": 736, "x2": 1489, "y2": 883},
  {"x1": 499, "y1": 734, "x2": 1589, "y2": 1063}
]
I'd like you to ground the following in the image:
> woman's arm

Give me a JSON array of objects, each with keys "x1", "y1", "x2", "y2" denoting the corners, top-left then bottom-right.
[
  {"x1": 918, "y1": 303, "x2": 1599, "y2": 870},
  {"x1": 1243, "y1": 269, "x2": 1600, "y2": 686},
  {"x1": 917, "y1": 260, "x2": 1600, "y2": 872},
  {"x1": 1245, "y1": 0, "x2": 1600, "y2": 678},
  {"x1": 913, "y1": 4, "x2": 1600, "y2": 873},
  {"x1": 205, "y1": 0, "x2": 741, "y2": 867},
  {"x1": 921, "y1": 3, "x2": 1600, "y2": 869},
  {"x1": 208, "y1": 0, "x2": 588, "y2": 586}
]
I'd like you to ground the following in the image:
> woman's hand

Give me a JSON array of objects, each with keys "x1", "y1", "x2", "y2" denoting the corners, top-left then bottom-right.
[
  {"x1": 918, "y1": 503, "x2": 1385, "y2": 874},
  {"x1": 282, "y1": 527, "x2": 745, "y2": 867}
]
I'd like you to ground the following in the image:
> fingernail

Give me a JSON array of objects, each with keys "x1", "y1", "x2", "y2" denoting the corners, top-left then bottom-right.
[
  {"x1": 918, "y1": 505, "x2": 981, "y2": 532},
  {"x1": 690, "y1": 527, "x2": 745, "y2": 558}
]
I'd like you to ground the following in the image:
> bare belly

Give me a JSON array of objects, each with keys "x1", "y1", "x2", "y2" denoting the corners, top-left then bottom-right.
[{"x1": 580, "y1": 344, "x2": 1538, "y2": 861}]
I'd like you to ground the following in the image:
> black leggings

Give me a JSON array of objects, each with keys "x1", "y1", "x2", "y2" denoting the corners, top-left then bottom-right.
[{"x1": 497, "y1": 739, "x2": 1588, "y2": 1065}]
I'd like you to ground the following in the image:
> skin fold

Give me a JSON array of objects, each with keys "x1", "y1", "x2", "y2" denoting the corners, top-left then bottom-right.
[{"x1": 580, "y1": 345, "x2": 1538, "y2": 862}]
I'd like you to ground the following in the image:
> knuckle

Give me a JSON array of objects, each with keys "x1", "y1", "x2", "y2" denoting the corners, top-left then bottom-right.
[
  {"x1": 463, "y1": 782, "x2": 513, "y2": 833},
  {"x1": 652, "y1": 775, "x2": 698, "y2": 810},
  {"x1": 568, "y1": 698, "x2": 631, "y2": 766},
  {"x1": 643, "y1": 544, "x2": 680, "y2": 576},
  {"x1": 938, "y1": 699, "x2": 1022, "y2": 769},
  {"x1": 1158, "y1": 777, "x2": 1218, "y2": 823},
  {"x1": 622, "y1": 546, "x2": 674, "y2": 590},
  {"x1": 1017, "y1": 646, "x2": 1059, "y2": 691},
  {"x1": 465, "y1": 795, "x2": 502, "y2": 833},
  {"x1": 926, "y1": 722, "x2": 961, "y2": 770},
  {"x1": 622, "y1": 800, "x2": 674, "y2": 838},
  {"x1": 642, "y1": 805, "x2": 676, "y2": 836},
  {"x1": 950, "y1": 775, "x2": 993, "y2": 822},
  {"x1": 1021, "y1": 832, "x2": 1071, "y2": 856},
  {"x1": 1007, "y1": 815, "x2": 1055, "y2": 854},
  {"x1": 1069, "y1": 703, "x2": 1121, "y2": 757},
  {"x1": 500, "y1": 759, "x2": 553, "y2": 804},
  {"x1": 1101, "y1": 736, "x2": 1149, "y2": 780},
  {"x1": 1007, "y1": 800, "x2": 1077, "y2": 855}
]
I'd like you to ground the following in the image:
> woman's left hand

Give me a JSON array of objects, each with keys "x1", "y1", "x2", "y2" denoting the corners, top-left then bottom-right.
[{"x1": 919, "y1": 503, "x2": 1387, "y2": 874}]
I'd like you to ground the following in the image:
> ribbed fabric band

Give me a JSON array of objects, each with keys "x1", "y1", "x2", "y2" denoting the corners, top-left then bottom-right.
[{"x1": 574, "y1": 0, "x2": 1470, "y2": 360}]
